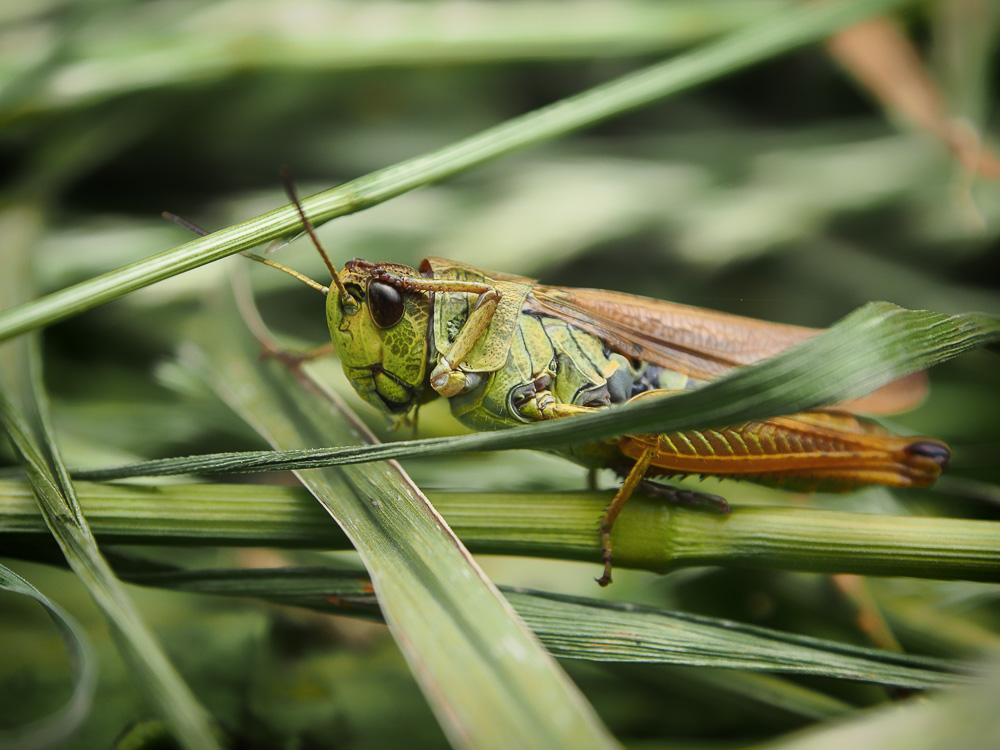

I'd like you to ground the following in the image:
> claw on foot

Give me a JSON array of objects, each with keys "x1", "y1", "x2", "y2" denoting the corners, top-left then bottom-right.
[{"x1": 597, "y1": 529, "x2": 614, "y2": 587}]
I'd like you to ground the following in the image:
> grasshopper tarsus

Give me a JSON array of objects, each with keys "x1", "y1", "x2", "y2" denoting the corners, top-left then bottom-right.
[
  {"x1": 597, "y1": 527, "x2": 612, "y2": 571},
  {"x1": 596, "y1": 535, "x2": 614, "y2": 587},
  {"x1": 637, "y1": 480, "x2": 733, "y2": 515}
]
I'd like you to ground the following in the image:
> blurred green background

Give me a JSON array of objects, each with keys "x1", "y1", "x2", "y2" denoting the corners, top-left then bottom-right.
[{"x1": 1, "y1": 1, "x2": 999, "y2": 748}]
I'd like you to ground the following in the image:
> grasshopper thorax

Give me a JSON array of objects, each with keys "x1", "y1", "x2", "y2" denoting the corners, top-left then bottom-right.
[{"x1": 326, "y1": 259, "x2": 433, "y2": 416}]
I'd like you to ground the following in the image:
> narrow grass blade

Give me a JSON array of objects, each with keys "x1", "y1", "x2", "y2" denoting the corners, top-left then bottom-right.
[
  {"x1": 760, "y1": 665, "x2": 1000, "y2": 750},
  {"x1": 76, "y1": 303, "x2": 1000, "y2": 481},
  {"x1": 74, "y1": 563, "x2": 966, "y2": 690},
  {"x1": 0, "y1": 564, "x2": 96, "y2": 750},
  {"x1": 650, "y1": 667, "x2": 853, "y2": 721},
  {"x1": 174, "y1": 276, "x2": 616, "y2": 750},
  {"x1": 0, "y1": 0, "x2": 915, "y2": 343},
  {"x1": 0, "y1": 203, "x2": 220, "y2": 750}
]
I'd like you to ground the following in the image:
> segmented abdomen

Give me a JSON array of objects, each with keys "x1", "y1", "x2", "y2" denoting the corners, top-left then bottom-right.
[{"x1": 616, "y1": 411, "x2": 949, "y2": 490}]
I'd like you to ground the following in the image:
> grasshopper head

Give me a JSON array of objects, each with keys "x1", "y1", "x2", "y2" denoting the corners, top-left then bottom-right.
[{"x1": 326, "y1": 260, "x2": 433, "y2": 416}]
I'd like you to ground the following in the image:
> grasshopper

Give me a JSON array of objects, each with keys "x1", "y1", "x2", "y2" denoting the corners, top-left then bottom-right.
[{"x1": 247, "y1": 185, "x2": 950, "y2": 586}]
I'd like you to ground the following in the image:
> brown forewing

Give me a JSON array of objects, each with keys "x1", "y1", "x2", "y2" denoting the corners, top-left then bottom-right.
[{"x1": 528, "y1": 284, "x2": 927, "y2": 415}]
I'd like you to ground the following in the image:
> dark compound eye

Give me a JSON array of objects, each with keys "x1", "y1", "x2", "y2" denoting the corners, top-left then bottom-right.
[{"x1": 368, "y1": 280, "x2": 405, "y2": 329}]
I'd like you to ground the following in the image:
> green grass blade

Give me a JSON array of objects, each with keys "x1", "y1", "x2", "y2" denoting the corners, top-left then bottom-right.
[
  {"x1": 75, "y1": 303, "x2": 1000, "y2": 481},
  {"x1": 657, "y1": 668, "x2": 853, "y2": 721},
  {"x1": 175, "y1": 276, "x2": 617, "y2": 750},
  {"x1": 3, "y1": 481, "x2": 997, "y2": 583},
  {"x1": 0, "y1": 203, "x2": 220, "y2": 750},
  {"x1": 0, "y1": 0, "x2": 914, "y2": 343},
  {"x1": 759, "y1": 666, "x2": 1000, "y2": 750},
  {"x1": 70, "y1": 563, "x2": 965, "y2": 690},
  {"x1": 0, "y1": 564, "x2": 97, "y2": 750},
  {"x1": 1, "y1": 1, "x2": 792, "y2": 116}
]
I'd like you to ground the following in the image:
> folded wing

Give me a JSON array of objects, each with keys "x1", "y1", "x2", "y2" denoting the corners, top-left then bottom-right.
[{"x1": 529, "y1": 285, "x2": 927, "y2": 415}]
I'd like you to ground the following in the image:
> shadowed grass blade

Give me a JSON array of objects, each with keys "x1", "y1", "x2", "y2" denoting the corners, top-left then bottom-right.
[
  {"x1": 76, "y1": 303, "x2": 1000, "y2": 481},
  {"x1": 59, "y1": 563, "x2": 967, "y2": 690}
]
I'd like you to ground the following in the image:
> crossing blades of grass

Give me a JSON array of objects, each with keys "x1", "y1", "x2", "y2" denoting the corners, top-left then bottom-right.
[{"x1": 170, "y1": 271, "x2": 617, "y2": 750}]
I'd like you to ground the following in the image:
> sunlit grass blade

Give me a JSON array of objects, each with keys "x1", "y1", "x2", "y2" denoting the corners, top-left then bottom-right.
[
  {"x1": 758, "y1": 664, "x2": 1000, "y2": 750},
  {"x1": 0, "y1": 0, "x2": 915, "y2": 343},
  {"x1": 0, "y1": 1, "x2": 794, "y2": 117},
  {"x1": 0, "y1": 564, "x2": 96, "y2": 750},
  {"x1": 74, "y1": 303, "x2": 1000, "y2": 481},
  {"x1": 173, "y1": 273, "x2": 617, "y2": 750}
]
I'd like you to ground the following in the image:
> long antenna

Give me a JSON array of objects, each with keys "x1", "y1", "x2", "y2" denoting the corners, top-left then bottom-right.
[
  {"x1": 243, "y1": 253, "x2": 329, "y2": 294},
  {"x1": 162, "y1": 211, "x2": 209, "y2": 236},
  {"x1": 280, "y1": 167, "x2": 353, "y2": 304},
  {"x1": 162, "y1": 211, "x2": 329, "y2": 295}
]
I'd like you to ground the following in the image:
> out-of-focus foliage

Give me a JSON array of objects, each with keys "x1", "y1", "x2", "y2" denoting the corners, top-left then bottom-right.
[{"x1": 1, "y1": 1, "x2": 999, "y2": 748}]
